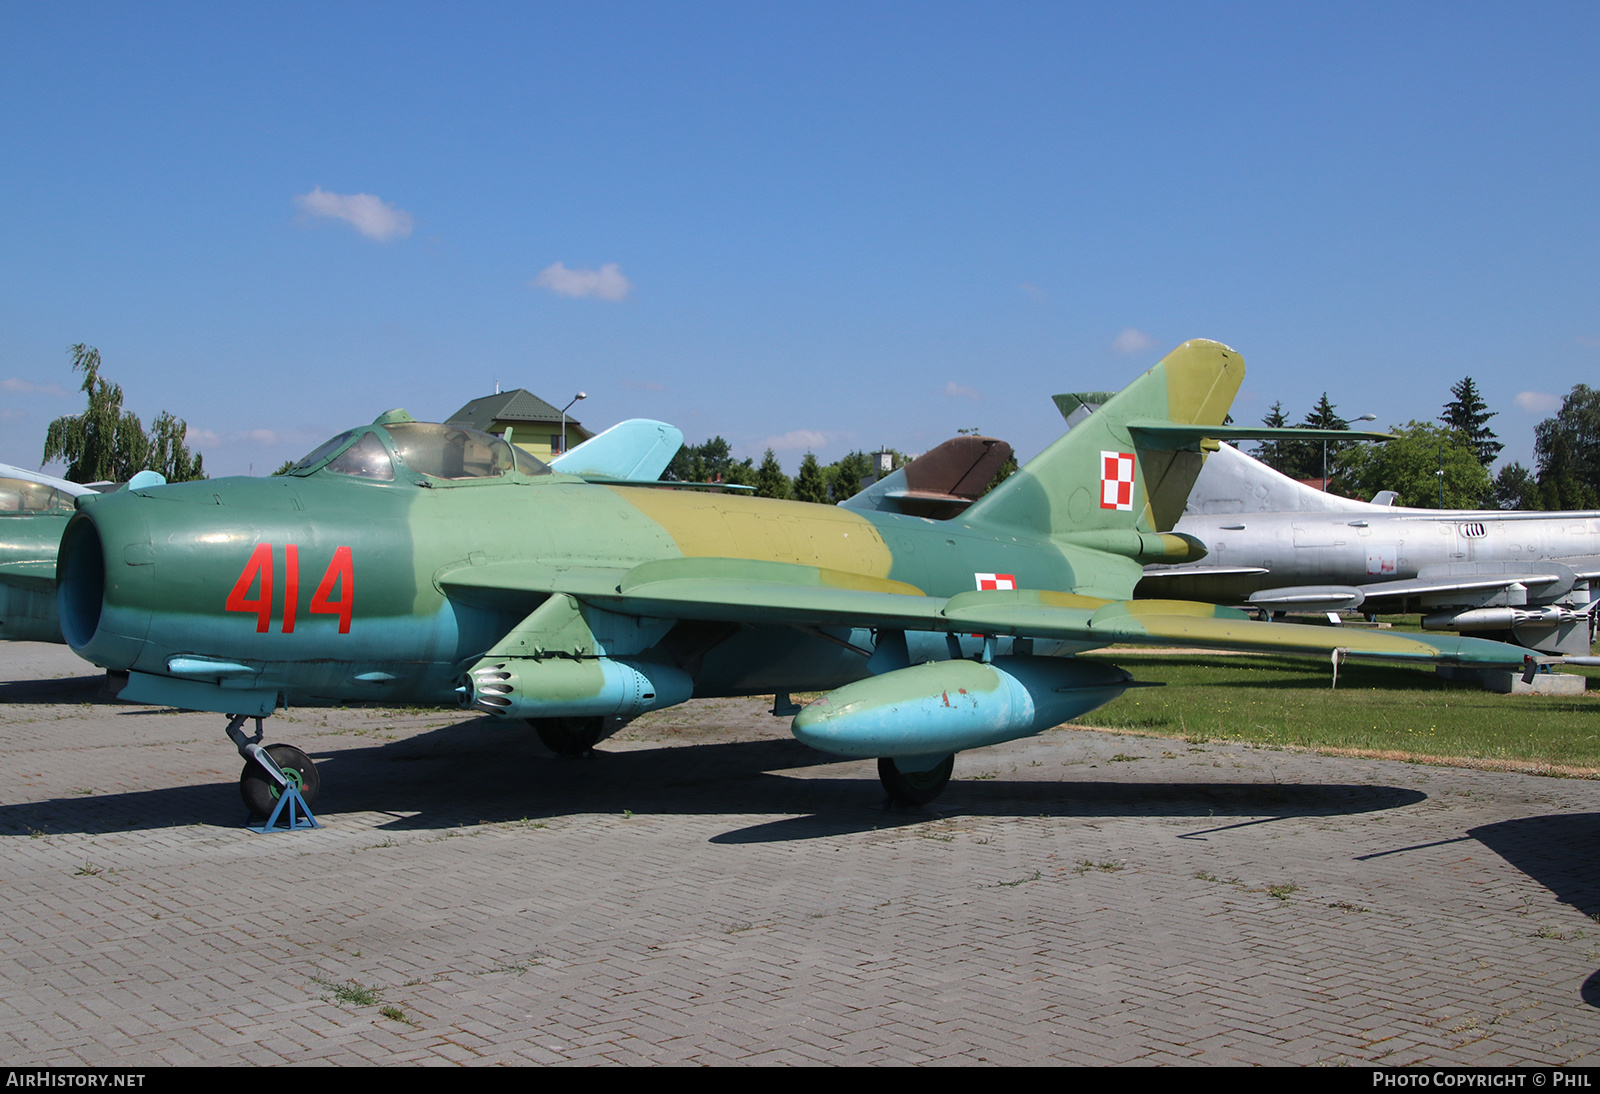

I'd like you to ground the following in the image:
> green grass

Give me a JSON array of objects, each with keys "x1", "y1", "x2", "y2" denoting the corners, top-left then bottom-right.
[
  {"x1": 313, "y1": 977, "x2": 380, "y2": 1006},
  {"x1": 1072, "y1": 648, "x2": 1600, "y2": 771}
]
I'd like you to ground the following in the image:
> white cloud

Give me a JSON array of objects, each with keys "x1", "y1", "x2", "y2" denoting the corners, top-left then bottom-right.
[
  {"x1": 943, "y1": 381, "x2": 981, "y2": 401},
  {"x1": 184, "y1": 428, "x2": 282, "y2": 448},
  {"x1": 2, "y1": 378, "x2": 67, "y2": 395},
  {"x1": 1575, "y1": 335, "x2": 1600, "y2": 347},
  {"x1": 761, "y1": 429, "x2": 828, "y2": 452},
  {"x1": 1514, "y1": 391, "x2": 1562, "y2": 413},
  {"x1": 1111, "y1": 328, "x2": 1155, "y2": 355},
  {"x1": 1019, "y1": 282, "x2": 1047, "y2": 302},
  {"x1": 0, "y1": 408, "x2": 26, "y2": 424},
  {"x1": 294, "y1": 187, "x2": 414, "y2": 241},
  {"x1": 532, "y1": 261, "x2": 633, "y2": 301}
]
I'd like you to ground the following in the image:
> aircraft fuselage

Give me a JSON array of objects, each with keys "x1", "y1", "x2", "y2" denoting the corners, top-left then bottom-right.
[{"x1": 58, "y1": 469, "x2": 1098, "y2": 710}]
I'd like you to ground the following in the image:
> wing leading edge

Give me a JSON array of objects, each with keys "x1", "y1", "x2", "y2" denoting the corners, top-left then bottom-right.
[{"x1": 441, "y1": 556, "x2": 1535, "y2": 668}]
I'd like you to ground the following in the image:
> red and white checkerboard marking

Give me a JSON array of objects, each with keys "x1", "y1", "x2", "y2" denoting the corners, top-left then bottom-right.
[
  {"x1": 1100, "y1": 450, "x2": 1135, "y2": 511},
  {"x1": 974, "y1": 573, "x2": 1016, "y2": 591}
]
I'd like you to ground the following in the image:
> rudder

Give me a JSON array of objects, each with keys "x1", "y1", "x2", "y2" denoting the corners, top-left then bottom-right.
[{"x1": 962, "y1": 339, "x2": 1243, "y2": 541}]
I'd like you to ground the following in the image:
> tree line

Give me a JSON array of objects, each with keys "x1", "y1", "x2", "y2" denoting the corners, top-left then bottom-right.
[
  {"x1": 666, "y1": 427, "x2": 1021, "y2": 504},
  {"x1": 666, "y1": 438, "x2": 912, "y2": 502},
  {"x1": 1250, "y1": 377, "x2": 1599, "y2": 510},
  {"x1": 36, "y1": 343, "x2": 1596, "y2": 513}
]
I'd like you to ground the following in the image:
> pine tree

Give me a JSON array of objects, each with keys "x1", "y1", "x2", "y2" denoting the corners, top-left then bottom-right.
[
  {"x1": 1251, "y1": 401, "x2": 1290, "y2": 471},
  {"x1": 753, "y1": 449, "x2": 791, "y2": 499},
  {"x1": 1300, "y1": 393, "x2": 1351, "y2": 491},
  {"x1": 793, "y1": 453, "x2": 828, "y2": 503},
  {"x1": 1439, "y1": 377, "x2": 1502, "y2": 468}
]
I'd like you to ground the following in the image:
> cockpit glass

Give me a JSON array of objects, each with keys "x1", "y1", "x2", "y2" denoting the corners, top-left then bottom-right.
[
  {"x1": 288, "y1": 422, "x2": 551, "y2": 483},
  {"x1": 287, "y1": 430, "x2": 359, "y2": 475},
  {"x1": 512, "y1": 445, "x2": 552, "y2": 477},
  {"x1": 385, "y1": 423, "x2": 532, "y2": 480},
  {"x1": 324, "y1": 432, "x2": 395, "y2": 481},
  {"x1": 0, "y1": 477, "x2": 75, "y2": 514}
]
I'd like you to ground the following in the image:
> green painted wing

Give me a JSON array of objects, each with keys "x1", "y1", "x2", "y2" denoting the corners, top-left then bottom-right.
[{"x1": 486, "y1": 557, "x2": 1534, "y2": 669}]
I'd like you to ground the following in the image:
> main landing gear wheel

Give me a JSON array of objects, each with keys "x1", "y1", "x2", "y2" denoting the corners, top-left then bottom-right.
[
  {"x1": 532, "y1": 716, "x2": 605, "y2": 758},
  {"x1": 240, "y1": 744, "x2": 321, "y2": 820},
  {"x1": 878, "y1": 755, "x2": 955, "y2": 807}
]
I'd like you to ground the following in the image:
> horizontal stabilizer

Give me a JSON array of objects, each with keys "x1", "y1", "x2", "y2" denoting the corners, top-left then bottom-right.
[{"x1": 1124, "y1": 420, "x2": 1392, "y2": 451}]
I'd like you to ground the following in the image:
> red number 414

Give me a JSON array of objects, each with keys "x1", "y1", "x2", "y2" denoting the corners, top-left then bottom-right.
[{"x1": 225, "y1": 544, "x2": 354, "y2": 634}]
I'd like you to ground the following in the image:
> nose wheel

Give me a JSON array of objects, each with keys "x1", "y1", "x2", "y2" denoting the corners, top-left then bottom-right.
[
  {"x1": 225, "y1": 714, "x2": 321, "y2": 822},
  {"x1": 878, "y1": 754, "x2": 955, "y2": 807},
  {"x1": 239, "y1": 743, "x2": 321, "y2": 820}
]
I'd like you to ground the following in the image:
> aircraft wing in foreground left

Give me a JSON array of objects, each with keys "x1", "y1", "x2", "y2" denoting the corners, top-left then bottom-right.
[{"x1": 55, "y1": 341, "x2": 1536, "y2": 814}]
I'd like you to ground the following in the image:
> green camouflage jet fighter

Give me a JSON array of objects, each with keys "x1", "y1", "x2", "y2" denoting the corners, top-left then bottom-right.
[{"x1": 55, "y1": 339, "x2": 1538, "y2": 815}]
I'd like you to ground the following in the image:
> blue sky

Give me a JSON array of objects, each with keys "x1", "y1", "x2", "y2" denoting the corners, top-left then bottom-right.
[{"x1": 2, "y1": 3, "x2": 1595, "y2": 478}]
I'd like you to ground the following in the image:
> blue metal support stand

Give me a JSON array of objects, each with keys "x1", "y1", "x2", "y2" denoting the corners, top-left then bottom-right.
[{"x1": 248, "y1": 782, "x2": 320, "y2": 833}]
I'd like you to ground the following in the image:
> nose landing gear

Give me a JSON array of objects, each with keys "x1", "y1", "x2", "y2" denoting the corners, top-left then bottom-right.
[{"x1": 226, "y1": 715, "x2": 321, "y2": 828}]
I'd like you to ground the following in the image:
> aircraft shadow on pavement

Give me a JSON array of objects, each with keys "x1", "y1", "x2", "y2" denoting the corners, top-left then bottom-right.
[
  {"x1": 0, "y1": 713, "x2": 1425, "y2": 841},
  {"x1": 0, "y1": 673, "x2": 109, "y2": 704},
  {"x1": 1468, "y1": 814, "x2": 1600, "y2": 1009}
]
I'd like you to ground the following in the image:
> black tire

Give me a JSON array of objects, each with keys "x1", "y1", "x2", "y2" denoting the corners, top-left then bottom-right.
[
  {"x1": 532, "y1": 716, "x2": 605, "y2": 757},
  {"x1": 878, "y1": 754, "x2": 955, "y2": 807},
  {"x1": 240, "y1": 744, "x2": 320, "y2": 820}
]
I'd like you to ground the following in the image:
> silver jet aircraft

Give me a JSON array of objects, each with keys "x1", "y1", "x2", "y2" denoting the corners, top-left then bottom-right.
[{"x1": 1136, "y1": 441, "x2": 1600, "y2": 656}]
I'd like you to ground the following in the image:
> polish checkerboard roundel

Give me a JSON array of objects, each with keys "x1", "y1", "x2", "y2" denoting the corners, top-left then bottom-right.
[
  {"x1": 974, "y1": 573, "x2": 1016, "y2": 591},
  {"x1": 1100, "y1": 451, "x2": 1135, "y2": 511}
]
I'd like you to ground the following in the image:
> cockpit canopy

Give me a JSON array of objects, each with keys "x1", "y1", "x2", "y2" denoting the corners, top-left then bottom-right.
[
  {"x1": 285, "y1": 420, "x2": 551, "y2": 483},
  {"x1": 0, "y1": 476, "x2": 77, "y2": 514}
]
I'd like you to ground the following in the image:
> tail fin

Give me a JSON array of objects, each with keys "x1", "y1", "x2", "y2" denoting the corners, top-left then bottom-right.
[
  {"x1": 963, "y1": 339, "x2": 1242, "y2": 551},
  {"x1": 1187, "y1": 442, "x2": 1376, "y2": 515}
]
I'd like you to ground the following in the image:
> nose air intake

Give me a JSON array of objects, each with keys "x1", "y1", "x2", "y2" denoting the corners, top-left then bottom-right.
[
  {"x1": 57, "y1": 516, "x2": 106, "y2": 651},
  {"x1": 56, "y1": 507, "x2": 154, "y2": 671}
]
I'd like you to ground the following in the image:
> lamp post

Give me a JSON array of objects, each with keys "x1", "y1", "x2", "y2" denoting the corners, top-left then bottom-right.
[
  {"x1": 1438, "y1": 443, "x2": 1445, "y2": 509},
  {"x1": 1324, "y1": 413, "x2": 1378, "y2": 492},
  {"x1": 558, "y1": 392, "x2": 586, "y2": 455}
]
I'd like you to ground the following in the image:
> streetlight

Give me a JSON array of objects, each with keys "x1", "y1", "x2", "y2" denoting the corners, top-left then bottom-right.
[
  {"x1": 1324, "y1": 413, "x2": 1378, "y2": 492},
  {"x1": 1438, "y1": 444, "x2": 1445, "y2": 509},
  {"x1": 558, "y1": 392, "x2": 586, "y2": 455}
]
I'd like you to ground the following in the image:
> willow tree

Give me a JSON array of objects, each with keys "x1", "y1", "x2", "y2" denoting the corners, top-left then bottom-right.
[{"x1": 42, "y1": 344, "x2": 204, "y2": 483}]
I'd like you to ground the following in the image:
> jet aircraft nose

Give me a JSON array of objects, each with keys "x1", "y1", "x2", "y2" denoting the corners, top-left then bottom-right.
[
  {"x1": 58, "y1": 493, "x2": 158, "y2": 671},
  {"x1": 57, "y1": 477, "x2": 315, "y2": 673}
]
